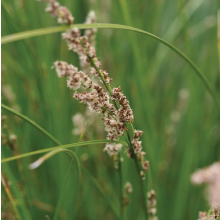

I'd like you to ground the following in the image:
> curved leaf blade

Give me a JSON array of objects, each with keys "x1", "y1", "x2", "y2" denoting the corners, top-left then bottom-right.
[
  {"x1": 1, "y1": 139, "x2": 127, "y2": 163},
  {"x1": 1, "y1": 23, "x2": 219, "y2": 106}
]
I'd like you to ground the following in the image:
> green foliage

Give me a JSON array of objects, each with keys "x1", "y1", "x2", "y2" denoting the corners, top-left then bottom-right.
[{"x1": 1, "y1": 0, "x2": 219, "y2": 219}]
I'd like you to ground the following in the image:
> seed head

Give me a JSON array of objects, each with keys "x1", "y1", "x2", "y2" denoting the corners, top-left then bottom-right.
[
  {"x1": 125, "y1": 182, "x2": 133, "y2": 194},
  {"x1": 104, "y1": 143, "x2": 123, "y2": 157},
  {"x1": 142, "y1": 160, "x2": 150, "y2": 172}
]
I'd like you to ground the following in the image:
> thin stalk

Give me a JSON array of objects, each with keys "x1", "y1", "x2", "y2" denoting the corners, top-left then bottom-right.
[
  {"x1": 126, "y1": 133, "x2": 148, "y2": 219},
  {"x1": 85, "y1": 53, "x2": 125, "y2": 218},
  {"x1": 118, "y1": 153, "x2": 124, "y2": 219},
  {"x1": 87, "y1": 57, "x2": 127, "y2": 218},
  {"x1": 85, "y1": 54, "x2": 126, "y2": 218},
  {"x1": 101, "y1": 106, "x2": 115, "y2": 116},
  {"x1": 74, "y1": 124, "x2": 86, "y2": 155},
  {"x1": 1, "y1": 175, "x2": 21, "y2": 220},
  {"x1": 1, "y1": 23, "x2": 218, "y2": 107},
  {"x1": 88, "y1": 57, "x2": 112, "y2": 94},
  {"x1": 87, "y1": 56, "x2": 118, "y2": 110},
  {"x1": 85, "y1": 52, "x2": 148, "y2": 218}
]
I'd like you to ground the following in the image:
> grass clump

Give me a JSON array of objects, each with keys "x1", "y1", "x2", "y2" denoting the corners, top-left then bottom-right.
[{"x1": 1, "y1": 0, "x2": 219, "y2": 219}]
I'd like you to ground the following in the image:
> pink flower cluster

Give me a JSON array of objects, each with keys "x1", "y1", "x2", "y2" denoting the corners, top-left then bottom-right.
[{"x1": 191, "y1": 162, "x2": 220, "y2": 209}]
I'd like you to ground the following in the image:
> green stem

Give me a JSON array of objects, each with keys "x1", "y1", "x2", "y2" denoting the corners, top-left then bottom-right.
[
  {"x1": 87, "y1": 52, "x2": 148, "y2": 218},
  {"x1": 85, "y1": 43, "x2": 148, "y2": 217},
  {"x1": 126, "y1": 132, "x2": 148, "y2": 219},
  {"x1": 84, "y1": 50, "x2": 127, "y2": 219},
  {"x1": 101, "y1": 106, "x2": 115, "y2": 116},
  {"x1": 88, "y1": 57, "x2": 112, "y2": 94},
  {"x1": 88, "y1": 57, "x2": 119, "y2": 109},
  {"x1": 1, "y1": 23, "x2": 218, "y2": 106},
  {"x1": 118, "y1": 154, "x2": 124, "y2": 220},
  {"x1": 86, "y1": 56, "x2": 126, "y2": 218}
]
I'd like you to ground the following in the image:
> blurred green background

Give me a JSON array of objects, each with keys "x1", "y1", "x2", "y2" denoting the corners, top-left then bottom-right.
[{"x1": 1, "y1": 0, "x2": 219, "y2": 219}]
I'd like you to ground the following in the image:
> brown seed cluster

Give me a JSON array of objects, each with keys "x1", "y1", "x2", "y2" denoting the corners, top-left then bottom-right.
[
  {"x1": 54, "y1": 61, "x2": 92, "y2": 90},
  {"x1": 198, "y1": 209, "x2": 220, "y2": 220},
  {"x1": 62, "y1": 29, "x2": 113, "y2": 85},
  {"x1": 59, "y1": 26, "x2": 137, "y2": 157},
  {"x1": 38, "y1": 0, "x2": 74, "y2": 25},
  {"x1": 142, "y1": 160, "x2": 150, "y2": 172},
  {"x1": 132, "y1": 130, "x2": 143, "y2": 153},
  {"x1": 131, "y1": 130, "x2": 149, "y2": 173},
  {"x1": 62, "y1": 28, "x2": 96, "y2": 61},
  {"x1": 80, "y1": 11, "x2": 97, "y2": 75},
  {"x1": 84, "y1": 10, "x2": 97, "y2": 45},
  {"x1": 112, "y1": 86, "x2": 134, "y2": 123},
  {"x1": 147, "y1": 190, "x2": 158, "y2": 220},
  {"x1": 123, "y1": 182, "x2": 133, "y2": 206},
  {"x1": 125, "y1": 182, "x2": 133, "y2": 194},
  {"x1": 103, "y1": 143, "x2": 123, "y2": 157},
  {"x1": 1, "y1": 115, "x2": 19, "y2": 155},
  {"x1": 54, "y1": 60, "x2": 126, "y2": 156},
  {"x1": 54, "y1": 58, "x2": 135, "y2": 157}
]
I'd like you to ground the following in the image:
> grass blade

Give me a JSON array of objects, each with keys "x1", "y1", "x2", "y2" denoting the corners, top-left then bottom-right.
[
  {"x1": 1, "y1": 103, "x2": 61, "y2": 146},
  {"x1": 28, "y1": 149, "x2": 80, "y2": 220},
  {"x1": 1, "y1": 23, "x2": 219, "y2": 107},
  {"x1": 1, "y1": 139, "x2": 127, "y2": 163}
]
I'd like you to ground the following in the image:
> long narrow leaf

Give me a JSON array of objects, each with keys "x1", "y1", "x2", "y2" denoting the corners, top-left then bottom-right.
[
  {"x1": 1, "y1": 139, "x2": 127, "y2": 163},
  {"x1": 1, "y1": 23, "x2": 219, "y2": 106},
  {"x1": 1, "y1": 104, "x2": 61, "y2": 146},
  {"x1": 28, "y1": 149, "x2": 80, "y2": 220}
]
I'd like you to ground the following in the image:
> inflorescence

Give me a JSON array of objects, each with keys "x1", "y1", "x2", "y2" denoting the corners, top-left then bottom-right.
[{"x1": 38, "y1": 0, "x2": 149, "y2": 175}]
